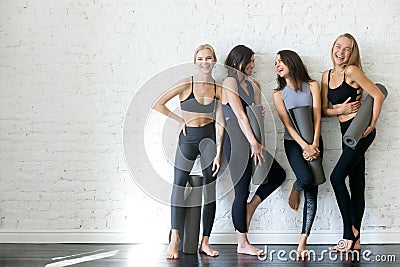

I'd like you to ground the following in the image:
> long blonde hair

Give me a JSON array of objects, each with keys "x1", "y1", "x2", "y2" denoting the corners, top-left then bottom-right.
[
  {"x1": 193, "y1": 44, "x2": 217, "y2": 63},
  {"x1": 331, "y1": 33, "x2": 362, "y2": 70}
]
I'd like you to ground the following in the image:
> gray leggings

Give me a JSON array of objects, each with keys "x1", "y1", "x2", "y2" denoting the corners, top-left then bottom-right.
[{"x1": 171, "y1": 123, "x2": 216, "y2": 237}]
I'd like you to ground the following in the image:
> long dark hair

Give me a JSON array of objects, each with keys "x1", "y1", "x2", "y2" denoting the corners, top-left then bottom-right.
[
  {"x1": 225, "y1": 45, "x2": 254, "y2": 78},
  {"x1": 276, "y1": 50, "x2": 313, "y2": 91}
]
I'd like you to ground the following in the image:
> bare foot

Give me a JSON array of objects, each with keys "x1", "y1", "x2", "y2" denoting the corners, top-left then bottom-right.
[
  {"x1": 288, "y1": 183, "x2": 300, "y2": 211},
  {"x1": 199, "y1": 243, "x2": 219, "y2": 257},
  {"x1": 352, "y1": 226, "x2": 361, "y2": 250},
  {"x1": 353, "y1": 237, "x2": 361, "y2": 250},
  {"x1": 297, "y1": 249, "x2": 308, "y2": 260},
  {"x1": 237, "y1": 242, "x2": 264, "y2": 256},
  {"x1": 329, "y1": 239, "x2": 353, "y2": 252},
  {"x1": 166, "y1": 231, "x2": 180, "y2": 259},
  {"x1": 297, "y1": 234, "x2": 308, "y2": 259}
]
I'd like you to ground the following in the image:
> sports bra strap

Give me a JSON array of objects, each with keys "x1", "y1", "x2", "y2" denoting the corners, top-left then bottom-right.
[
  {"x1": 213, "y1": 79, "x2": 216, "y2": 98},
  {"x1": 192, "y1": 76, "x2": 216, "y2": 99},
  {"x1": 328, "y1": 69, "x2": 332, "y2": 88}
]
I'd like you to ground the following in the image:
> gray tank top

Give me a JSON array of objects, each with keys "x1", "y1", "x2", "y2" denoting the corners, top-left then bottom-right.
[{"x1": 282, "y1": 82, "x2": 313, "y2": 140}]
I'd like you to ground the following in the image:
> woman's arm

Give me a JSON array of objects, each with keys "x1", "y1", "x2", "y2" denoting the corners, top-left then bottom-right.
[
  {"x1": 253, "y1": 80, "x2": 262, "y2": 105},
  {"x1": 212, "y1": 85, "x2": 225, "y2": 176},
  {"x1": 152, "y1": 77, "x2": 189, "y2": 134},
  {"x1": 223, "y1": 77, "x2": 264, "y2": 164},
  {"x1": 309, "y1": 81, "x2": 322, "y2": 148},
  {"x1": 345, "y1": 65, "x2": 385, "y2": 136}
]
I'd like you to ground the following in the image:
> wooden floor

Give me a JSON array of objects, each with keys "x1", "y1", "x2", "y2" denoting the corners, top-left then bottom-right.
[{"x1": 0, "y1": 243, "x2": 399, "y2": 266}]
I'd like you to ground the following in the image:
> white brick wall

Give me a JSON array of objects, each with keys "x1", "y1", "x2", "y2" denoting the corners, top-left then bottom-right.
[{"x1": 1, "y1": 0, "x2": 399, "y2": 243}]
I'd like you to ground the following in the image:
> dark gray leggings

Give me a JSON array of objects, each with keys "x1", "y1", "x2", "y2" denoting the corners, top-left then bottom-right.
[
  {"x1": 284, "y1": 138, "x2": 323, "y2": 235},
  {"x1": 171, "y1": 123, "x2": 216, "y2": 237},
  {"x1": 223, "y1": 118, "x2": 286, "y2": 233},
  {"x1": 331, "y1": 119, "x2": 376, "y2": 240}
]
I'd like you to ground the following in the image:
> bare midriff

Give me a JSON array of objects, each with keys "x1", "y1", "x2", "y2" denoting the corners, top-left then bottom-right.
[
  {"x1": 181, "y1": 111, "x2": 214, "y2": 127},
  {"x1": 338, "y1": 112, "x2": 357, "y2": 123}
]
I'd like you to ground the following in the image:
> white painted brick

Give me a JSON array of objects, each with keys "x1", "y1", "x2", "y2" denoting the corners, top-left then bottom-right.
[{"x1": 0, "y1": 0, "x2": 399, "y2": 239}]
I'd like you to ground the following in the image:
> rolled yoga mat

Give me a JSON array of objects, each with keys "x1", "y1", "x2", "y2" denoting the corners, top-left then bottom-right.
[
  {"x1": 343, "y1": 83, "x2": 388, "y2": 148},
  {"x1": 182, "y1": 175, "x2": 203, "y2": 254},
  {"x1": 246, "y1": 105, "x2": 269, "y2": 185},
  {"x1": 288, "y1": 105, "x2": 326, "y2": 186}
]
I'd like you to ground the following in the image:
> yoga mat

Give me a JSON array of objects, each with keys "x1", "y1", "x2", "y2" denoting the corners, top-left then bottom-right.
[
  {"x1": 288, "y1": 106, "x2": 326, "y2": 186},
  {"x1": 246, "y1": 105, "x2": 269, "y2": 185},
  {"x1": 183, "y1": 175, "x2": 203, "y2": 254},
  {"x1": 343, "y1": 83, "x2": 388, "y2": 148}
]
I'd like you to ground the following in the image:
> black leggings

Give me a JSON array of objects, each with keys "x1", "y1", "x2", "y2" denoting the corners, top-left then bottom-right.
[
  {"x1": 284, "y1": 138, "x2": 323, "y2": 235},
  {"x1": 171, "y1": 123, "x2": 217, "y2": 237},
  {"x1": 330, "y1": 119, "x2": 376, "y2": 240},
  {"x1": 223, "y1": 118, "x2": 286, "y2": 233}
]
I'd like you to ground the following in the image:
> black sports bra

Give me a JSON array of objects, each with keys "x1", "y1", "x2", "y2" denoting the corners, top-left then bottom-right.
[
  {"x1": 180, "y1": 76, "x2": 216, "y2": 113},
  {"x1": 327, "y1": 69, "x2": 361, "y2": 105}
]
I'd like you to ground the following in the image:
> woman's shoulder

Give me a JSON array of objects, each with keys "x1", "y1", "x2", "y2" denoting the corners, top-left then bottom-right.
[
  {"x1": 223, "y1": 76, "x2": 237, "y2": 83},
  {"x1": 180, "y1": 76, "x2": 192, "y2": 85},
  {"x1": 172, "y1": 76, "x2": 192, "y2": 91},
  {"x1": 272, "y1": 89, "x2": 283, "y2": 97},
  {"x1": 321, "y1": 69, "x2": 331, "y2": 83},
  {"x1": 222, "y1": 76, "x2": 239, "y2": 90},
  {"x1": 322, "y1": 69, "x2": 331, "y2": 75},
  {"x1": 307, "y1": 80, "x2": 321, "y2": 95},
  {"x1": 307, "y1": 80, "x2": 319, "y2": 88},
  {"x1": 321, "y1": 69, "x2": 331, "y2": 77},
  {"x1": 344, "y1": 65, "x2": 362, "y2": 76}
]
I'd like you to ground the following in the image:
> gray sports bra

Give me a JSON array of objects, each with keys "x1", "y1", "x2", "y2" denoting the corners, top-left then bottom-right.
[
  {"x1": 180, "y1": 76, "x2": 216, "y2": 113},
  {"x1": 282, "y1": 82, "x2": 313, "y2": 140}
]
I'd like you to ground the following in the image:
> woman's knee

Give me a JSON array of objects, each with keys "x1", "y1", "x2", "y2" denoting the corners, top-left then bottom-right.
[
  {"x1": 277, "y1": 167, "x2": 286, "y2": 184},
  {"x1": 173, "y1": 172, "x2": 190, "y2": 186},
  {"x1": 293, "y1": 169, "x2": 314, "y2": 190},
  {"x1": 271, "y1": 161, "x2": 286, "y2": 185},
  {"x1": 330, "y1": 169, "x2": 344, "y2": 188},
  {"x1": 234, "y1": 191, "x2": 249, "y2": 203}
]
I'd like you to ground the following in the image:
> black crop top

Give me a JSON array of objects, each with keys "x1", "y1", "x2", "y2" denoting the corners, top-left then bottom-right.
[
  {"x1": 180, "y1": 76, "x2": 216, "y2": 113},
  {"x1": 327, "y1": 69, "x2": 361, "y2": 105}
]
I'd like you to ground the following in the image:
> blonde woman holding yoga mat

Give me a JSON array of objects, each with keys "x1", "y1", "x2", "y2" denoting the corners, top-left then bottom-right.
[
  {"x1": 153, "y1": 44, "x2": 224, "y2": 259},
  {"x1": 321, "y1": 33, "x2": 385, "y2": 252}
]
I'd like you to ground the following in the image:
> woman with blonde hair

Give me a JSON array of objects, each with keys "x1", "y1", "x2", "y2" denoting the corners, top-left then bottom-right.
[
  {"x1": 153, "y1": 44, "x2": 224, "y2": 259},
  {"x1": 321, "y1": 33, "x2": 385, "y2": 252}
]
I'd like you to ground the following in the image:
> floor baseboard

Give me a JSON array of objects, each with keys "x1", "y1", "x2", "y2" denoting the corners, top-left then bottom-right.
[{"x1": 1, "y1": 231, "x2": 399, "y2": 244}]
